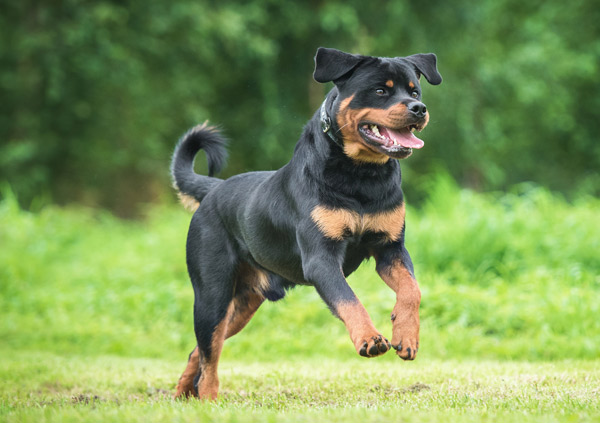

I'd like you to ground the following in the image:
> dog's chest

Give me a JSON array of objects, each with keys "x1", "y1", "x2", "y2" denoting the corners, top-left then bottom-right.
[{"x1": 310, "y1": 204, "x2": 405, "y2": 243}]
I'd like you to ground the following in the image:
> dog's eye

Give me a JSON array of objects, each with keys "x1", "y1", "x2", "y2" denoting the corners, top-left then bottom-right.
[
  {"x1": 411, "y1": 91, "x2": 419, "y2": 98},
  {"x1": 375, "y1": 88, "x2": 386, "y2": 96}
]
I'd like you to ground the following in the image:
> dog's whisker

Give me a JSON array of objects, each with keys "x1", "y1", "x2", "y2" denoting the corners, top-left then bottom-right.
[{"x1": 335, "y1": 122, "x2": 351, "y2": 134}]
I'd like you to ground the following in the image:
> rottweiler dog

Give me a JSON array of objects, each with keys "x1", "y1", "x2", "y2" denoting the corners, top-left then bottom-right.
[{"x1": 171, "y1": 47, "x2": 442, "y2": 399}]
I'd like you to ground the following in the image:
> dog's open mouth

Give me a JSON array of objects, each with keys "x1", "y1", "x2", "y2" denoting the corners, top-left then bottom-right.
[{"x1": 358, "y1": 123, "x2": 425, "y2": 159}]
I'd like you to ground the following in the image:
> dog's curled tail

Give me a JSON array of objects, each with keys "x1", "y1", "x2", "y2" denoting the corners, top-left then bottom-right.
[{"x1": 171, "y1": 123, "x2": 228, "y2": 211}]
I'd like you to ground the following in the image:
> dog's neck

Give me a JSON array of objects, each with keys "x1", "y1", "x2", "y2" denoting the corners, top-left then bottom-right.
[
  {"x1": 289, "y1": 109, "x2": 404, "y2": 212},
  {"x1": 319, "y1": 95, "x2": 342, "y2": 146}
]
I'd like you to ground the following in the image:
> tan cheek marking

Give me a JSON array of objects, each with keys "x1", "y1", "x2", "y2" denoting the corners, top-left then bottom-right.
[
  {"x1": 311, "y1": 206, "x2": 360, "y2": 240},
  {"x1": 339, "y1": 106, "x2": 390, "y2": 164},
  {"x1": 362, "y1": 103, "x2": 409, "y2": 128},
  {"x1": 363, "y1": 204, "x2": 406, "y2": 242},
  {"x1": 343, "y1": 142, "x2": 391, "y2": 164},
  {"x1": 337, "y1": 96, "x2": 389, "y2": 164},
  {"x1": 386, "y1": 80, "x2": 394, "y2": 88},
  {"x1": 335, "y1": 97, "x2": 418, "y2": 165}
]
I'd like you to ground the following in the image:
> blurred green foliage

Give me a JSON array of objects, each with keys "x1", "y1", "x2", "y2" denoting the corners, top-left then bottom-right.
[
  {"x1": 1, "y1": 1, "x2": 599, "y2": 214},
  {"x1": 1, "y1": 179, "x2": 598, "y2": 361}
]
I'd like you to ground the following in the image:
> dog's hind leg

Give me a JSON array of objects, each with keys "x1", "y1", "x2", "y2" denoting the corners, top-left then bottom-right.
[
  {"x1": 193, "y1": 297, "x2": 235, "y2": 400},
  {"x1": 173, "y1": 215, "x2": 240, "y2": 400},
  {"x1": 174, "y1": 345, "x2": 201, "y2": 398},
  {"x1": 225, "y1": 263, "x2": 267, "y2": 339},
  {"x1": 190, "y1": 267, "x2": 267, "y2": 399},
  {"x1": 226, "y1": 292, "x2": 264, "y2": 339},
  {"x1": 174, "y1": 295, "x2": 234, "y2": 400}
]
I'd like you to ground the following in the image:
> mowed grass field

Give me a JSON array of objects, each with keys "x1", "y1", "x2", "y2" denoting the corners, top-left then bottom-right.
[{"x1": 1, "y1": 178, "x2": 599, "y2": 422}]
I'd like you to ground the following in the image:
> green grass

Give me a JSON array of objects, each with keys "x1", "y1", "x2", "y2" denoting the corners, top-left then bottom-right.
[
  {"x1": 1, "y1": 177, "x2": 599, "y2": 421},
  {"x1": 1, "y1": 352, "x2": 599, "y2": 422}
]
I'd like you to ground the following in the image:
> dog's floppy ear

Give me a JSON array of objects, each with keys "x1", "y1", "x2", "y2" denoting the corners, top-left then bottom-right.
[
  {"x1": 405, "y1": 53, "x2": 442, "y2": 85},
  {"x1": 313, "y1": 47, "x2": 364, "y2": 84}
]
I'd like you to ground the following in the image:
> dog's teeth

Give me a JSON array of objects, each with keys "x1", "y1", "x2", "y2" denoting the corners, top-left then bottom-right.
[{"x1": 371, "y1": 125, "x2": 381, "y2": 137}]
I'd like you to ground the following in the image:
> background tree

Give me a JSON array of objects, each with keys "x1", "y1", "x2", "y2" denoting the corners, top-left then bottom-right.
[{"x1": 1, "y1": 0, "x2": 598, "y2": 215}]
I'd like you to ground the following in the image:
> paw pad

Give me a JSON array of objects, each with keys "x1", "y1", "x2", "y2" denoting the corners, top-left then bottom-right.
[{"x1": 359, "y1": 335, "x2": 391, "y2": 357}]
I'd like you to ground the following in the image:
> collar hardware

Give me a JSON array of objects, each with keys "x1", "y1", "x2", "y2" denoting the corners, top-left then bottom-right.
[{"x1": 320, "y1": 99, "x2": 340, "y2": 145}]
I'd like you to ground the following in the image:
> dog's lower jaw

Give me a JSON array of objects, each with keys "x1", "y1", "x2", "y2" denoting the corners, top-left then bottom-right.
[{"x1": 342, "y1": 139, "x2": 392, "y2": 164}]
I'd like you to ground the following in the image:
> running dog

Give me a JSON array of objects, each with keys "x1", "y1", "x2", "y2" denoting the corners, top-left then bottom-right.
[{"x1": 171, "y1": 47, "x2": 442, "y2": 399}]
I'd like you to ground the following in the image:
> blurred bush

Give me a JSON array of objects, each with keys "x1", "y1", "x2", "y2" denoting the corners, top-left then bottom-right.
[
  {"x1": 1, "y1": 179, "x2": 598, "y2": 360},
  {"x1": 1, "y1": 1, "x2": 598, "y2": 214}
]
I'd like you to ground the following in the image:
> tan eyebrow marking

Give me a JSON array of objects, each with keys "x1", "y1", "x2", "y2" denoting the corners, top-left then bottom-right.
[{"x1": 386, "y1": 80, "x2": 394, "y2": 88}]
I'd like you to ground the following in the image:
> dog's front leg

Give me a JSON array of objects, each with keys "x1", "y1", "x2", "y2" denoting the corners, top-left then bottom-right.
[
  {"x1": 298, "y1": 229, "x2": 391, "y2": 357},
  {"x1": 375, "y1": 246, "x2": 421, "y2": 360}
]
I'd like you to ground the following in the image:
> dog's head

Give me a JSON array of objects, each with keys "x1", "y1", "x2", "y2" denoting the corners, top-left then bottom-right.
[{"x1": 314, "y1": 47, "x2": 442, "y2": 163}]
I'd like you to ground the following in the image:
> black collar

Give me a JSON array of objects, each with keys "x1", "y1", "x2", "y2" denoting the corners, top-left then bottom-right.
[{"x1": 319, "y1": 97, "x2": 342, "y2": 146}]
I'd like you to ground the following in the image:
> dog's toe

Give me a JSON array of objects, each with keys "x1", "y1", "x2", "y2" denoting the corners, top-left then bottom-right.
[{"x1": 359, "y1": 334, "x2": 391, "y2": 358}]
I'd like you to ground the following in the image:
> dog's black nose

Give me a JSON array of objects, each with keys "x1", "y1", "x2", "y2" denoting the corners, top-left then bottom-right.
[{"x1": 408, "y1": 102, "x2": 427, "y2": 118}]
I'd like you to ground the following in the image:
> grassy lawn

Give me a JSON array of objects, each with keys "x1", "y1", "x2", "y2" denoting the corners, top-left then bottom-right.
[
  {"x1": 1, "y1": 179, "x2": 599, "y2": 422},
  {"x1": 2, "y1": 352, "x2": 598, "y2": 422}
]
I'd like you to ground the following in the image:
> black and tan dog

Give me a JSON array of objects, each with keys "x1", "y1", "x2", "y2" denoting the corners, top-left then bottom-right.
[{"x1": 171, "y1": 47, "x2": 442, "y2": 399}]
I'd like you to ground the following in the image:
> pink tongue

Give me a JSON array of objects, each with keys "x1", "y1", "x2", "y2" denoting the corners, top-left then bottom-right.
[{"x1": 380, "y1": 127, "x2": 424, "y2": 149}]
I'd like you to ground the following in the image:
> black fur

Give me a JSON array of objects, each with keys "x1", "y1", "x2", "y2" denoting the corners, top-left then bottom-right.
[{"x1": 171, "y1": 47, "x2": 441, "y2": 398}]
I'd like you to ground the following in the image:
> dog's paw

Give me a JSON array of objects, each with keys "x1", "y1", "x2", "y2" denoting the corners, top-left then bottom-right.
[
  {"x1": 391, "y1": 339, "x2": 418, "y2": 360},
  {"x1": 358, "y1": 334, "x2": 392, "y2": 357},
  {"x1": 174, "y1": 382, "x2": 198, "y2": 399}
]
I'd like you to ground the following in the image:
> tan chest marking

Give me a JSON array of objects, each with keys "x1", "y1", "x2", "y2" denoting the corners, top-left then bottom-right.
[{"x1": 311, "y1": 204, "x2": 406, "y2": 242}]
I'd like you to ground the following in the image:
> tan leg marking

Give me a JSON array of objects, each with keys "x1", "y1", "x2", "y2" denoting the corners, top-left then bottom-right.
[
  {"x1": 177, "y1": 263, "x2": 267, "y2": 400},
  {"x1": 175, "y1": 290, "x2": 264, "y2": 400},
  {"x1": 226, "y1": 263, "x2": 267, "y2": 338},
  {"x1": 378, "y1": 264, "x2": 421, "y2": 360},
  {"x1": 336, "y1": 301, "x2": 391, "y2": 357},
  {"x1": 226, "y1": 291, "x2": 264, "y2": 339},
  {"x1": 174, "y1": 346, "x2": 200, "y2": 398},
  {"x1": 194, "y1": 302, "x2": 235, "y2": 400},
  {"x1": 237, "y1": 262, "x2": 270, "y2": 294}
]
